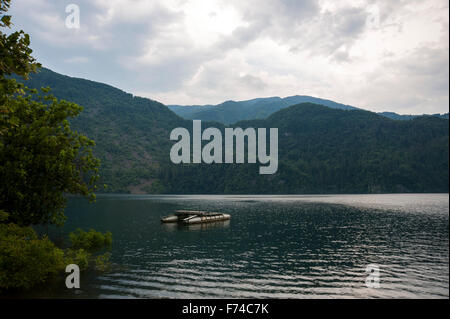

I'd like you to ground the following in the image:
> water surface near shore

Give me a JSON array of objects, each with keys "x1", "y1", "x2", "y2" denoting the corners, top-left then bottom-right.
[{"x1": 26, "y1": 194, "x2": 450, "y2": 298}]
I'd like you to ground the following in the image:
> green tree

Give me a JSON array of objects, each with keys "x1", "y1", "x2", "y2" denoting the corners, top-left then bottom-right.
[
  {"x1": 0, "y1": 0, "x2": 100, "y2": 226},
  {"x1": 0, "y1": 1, "x2": 111, "y2": 292},
  {"x1": 0, "y1": 221, "x2": 66, "y2": 290},
  {"x1": 0, "y1": 0, "x2": 40, "y2": 102}
]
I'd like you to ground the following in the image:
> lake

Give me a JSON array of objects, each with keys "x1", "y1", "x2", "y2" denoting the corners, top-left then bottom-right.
[{"x1": 29, "y1": 194, "x2": 450, "y2": 298}]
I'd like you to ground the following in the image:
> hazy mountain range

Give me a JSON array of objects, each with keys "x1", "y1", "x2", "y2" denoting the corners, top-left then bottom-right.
[
  {"x1": 16, "y1": 68, "x2": 449, "y2": 194},
  {"x1": 169, "y1": 97, "x2": 449, "y2": 125}
]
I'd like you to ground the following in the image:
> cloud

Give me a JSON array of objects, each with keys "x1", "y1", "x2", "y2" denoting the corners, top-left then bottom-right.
[
  {"x1": 64, "y1": 56, "x2": 90, "y2": 64},
  {"x1": 355, "y1": 46, "x2": 449, "y2": 114},
  {"x1": 7, "y1": 0, "x2": 449, "y2": 114}
]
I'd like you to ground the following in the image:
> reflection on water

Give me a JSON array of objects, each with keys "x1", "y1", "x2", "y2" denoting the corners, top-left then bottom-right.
[
  {"x1": 162, "y1": 220, "x2": 231, "y2": 232},
  {"x1": 21, "y1": 194, "x2": 450, "y2": 298}
]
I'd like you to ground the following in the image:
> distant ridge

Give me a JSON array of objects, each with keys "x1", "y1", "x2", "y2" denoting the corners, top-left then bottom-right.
[
  {"x1": 168, "y1": 95, "x2": 357, "y2": 124},
  {"x1": 379, "y1": 111, "x2": 449, "y2": 121},
  {"x1": 169, "y1": 96, "x2": 449, "y2": 124}
]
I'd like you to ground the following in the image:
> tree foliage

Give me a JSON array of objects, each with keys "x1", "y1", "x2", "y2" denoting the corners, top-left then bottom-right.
[
  {"x1": 0, "y1": 1, "x2": 110, "y2": 292},
  {"x1": 0, "y1": 0, "x2": 40, "y2": 102},
  {"x1": 0, "y1": 88, "x2": 100, "y2": 225},
  {"x1": 0, "y1": 223, "x2": 113, "y2": 291},
  {"x1": 0, "y1": 0, "x2": 100, "y2": 226},
  {"x1": 69, "y1": 228, "x2": 112, "y2": 251},
  {"x1": 0, "y1": 222, "x2": 66, "y2": 290}
]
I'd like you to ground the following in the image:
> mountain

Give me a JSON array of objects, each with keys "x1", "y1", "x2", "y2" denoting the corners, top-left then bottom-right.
[
  {"x1": 159, "y1": 104, "x2": 449, "y2": 194},
  {"x1": 18, "y1": 68, "x2": 449, "y2": 194},
  {"x1": 169, "y1": 95, "x2": 357, "y2": 125},
  {"x1": 19, "y1": 67, "x2": 188, "y2": 193},
  {"x1": 169, "y1": 97, "x2": 449, "y2": 125}
]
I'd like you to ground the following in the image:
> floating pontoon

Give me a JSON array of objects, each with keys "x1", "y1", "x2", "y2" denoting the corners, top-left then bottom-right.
[{"x1": 161, "y1": 210, "x2": 231, "y2": 225}]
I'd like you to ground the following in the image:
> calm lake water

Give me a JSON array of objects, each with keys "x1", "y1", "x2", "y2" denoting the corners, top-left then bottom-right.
[{"x1": 30, "y1": 194, "x2": 450, "y2": 298}]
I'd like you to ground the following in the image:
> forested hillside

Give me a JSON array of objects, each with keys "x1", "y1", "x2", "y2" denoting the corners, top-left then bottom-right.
[
  {"x1": 160, "y1": 104, "x2": 448, "y2": 194},
  {"x1": 21, "y1": 68, "x2": 449, "y2": 194},
  {"x1": 21, "y1": 68, "x2": 187, "y2": 193}
]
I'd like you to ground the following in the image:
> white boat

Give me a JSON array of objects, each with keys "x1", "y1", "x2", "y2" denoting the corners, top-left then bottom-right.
[{"x1": 161, "y1": 210, "x2": 231, "y2": 224}]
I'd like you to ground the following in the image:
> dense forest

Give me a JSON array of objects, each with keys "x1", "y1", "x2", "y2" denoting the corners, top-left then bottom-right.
[
  {"x1": 20, "y1": 68, "x2": 449, "y2": 194},
  {"x1": 19, "y1": 68, "x2": 186, "y2": 193}
]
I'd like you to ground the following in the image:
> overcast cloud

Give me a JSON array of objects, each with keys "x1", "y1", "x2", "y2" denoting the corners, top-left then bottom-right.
[{"x1": 8, "y1": 0, "x2": 449, "y2": 114}]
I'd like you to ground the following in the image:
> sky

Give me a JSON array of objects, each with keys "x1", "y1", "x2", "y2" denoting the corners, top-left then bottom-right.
[{"x1": 8, "y1": 0, "x2": 449, "y2": 114}]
